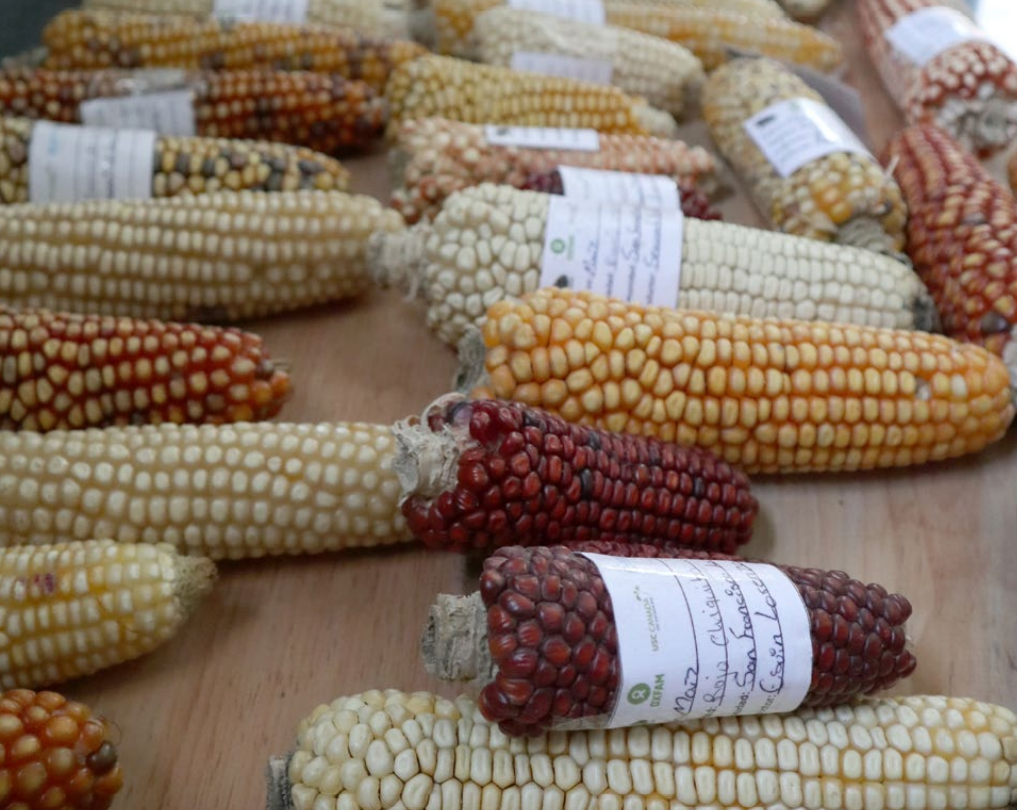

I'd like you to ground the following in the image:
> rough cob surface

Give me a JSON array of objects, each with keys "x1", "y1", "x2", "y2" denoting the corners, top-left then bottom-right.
[
  {"x1": 388, "y1": 118, "x2": 719, "y2": 225},
  {"x1": 0, "y1": 689, "x2": 123, "y2": 810},
  {"x1": 0, "y1": 114, "x2": 349, "y2": 205},
  {"x1": 703, "y1": 58, "x2": 907, "y2": 253},
  {"x1": 423, "y1": 544, "x2": 916, "y2": 736},
  {"x1": 0, "y1": 540, "x2": 215, "y2": 689},
  {"x1": 0, "y1": 189, "x2": 404, "y2": 321},
  {"x1": 0, "y1": 67, "x2": 388, "y2": 154},
  {"x1": 470, "y1": 287, "x2": 1015, "y2": 473},
  {"x1": 368, "y1": 184, "x2": 936, "y2": 349},
  {"x1": 275, "y1": 689, "x2": 1017, "y2": 810}
]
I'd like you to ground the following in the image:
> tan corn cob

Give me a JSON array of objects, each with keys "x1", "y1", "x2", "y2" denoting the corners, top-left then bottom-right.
[
  {"x1": 472, "y1": 8, "x2": 705, "y2": 118},
  {"x1": 702, "y1": 58, "x2": 907, "y2": 253},
  {"x1": 389, "y1": 118, "x2": 719, "y2": 224},
  {"x1": 0, "y1": 115, "x2": 349, "y2": 205},
  {"x1": 0, "y1": 190, "x2": 403, "y2": 321},
  {"x1": 382, "y1": 55, "x2": 679, "y2": 140},
  {"x1": 0, "y1": 540, "x2": 215, "y2": 689}
]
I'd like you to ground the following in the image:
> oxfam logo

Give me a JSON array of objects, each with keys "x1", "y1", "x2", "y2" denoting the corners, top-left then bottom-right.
[
  {"x1": 627, "y1": 684, "x2": 651, "y2": 705},
  {"x1": 550, "y1": 238, "x2": 566, "y2": 254}
]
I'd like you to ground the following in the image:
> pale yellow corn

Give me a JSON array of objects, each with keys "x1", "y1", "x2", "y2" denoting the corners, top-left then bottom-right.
[{"x1": 0, "y1": 540, "x2": 215, "y2": 689}]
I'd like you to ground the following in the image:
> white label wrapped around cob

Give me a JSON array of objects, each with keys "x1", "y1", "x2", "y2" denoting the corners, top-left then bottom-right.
[
  {"x1": 28, "y1": 121, "x2": 156, "y2": 204},
  {"x1": 884, "y1": 7, "x2": 988, "y2": 66},
  {"x1": 483, "y1": 125, "x2": 601, "y2": 151},
  {"x1": 510, "y1": 52, "x2": 614, "y2": 85},
  {"x1": 557, "y1": 166, "x2": 680, "y2": 209},
  {"x1": 743, "y1": 97, "x2": 873, "y2": 178},
  {"x1": 506, "y1": 0, "x2": 606, "y2": 24},
  {"x1": 212, "y1": 0, "x2": 311, "y2": 23},
  {"x1": 80, "y1": 90, "x2": 197, "y2": 137},
  {"x1": 578, "y1": 553, "x2": 813, "y2": 728},
  {"x1": 539, "y1": 196, "x2": 683, "y2": 307}
]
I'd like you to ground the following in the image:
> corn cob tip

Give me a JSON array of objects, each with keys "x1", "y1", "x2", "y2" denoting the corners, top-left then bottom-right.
[
  {"x1": 392, "y1": 395, "x2": 467, "y2": 503},
  {"x1": 173, "y1": 553, "x2": 217, "y2": 617},
  {"x1": 454, "y1": 328, "x2": 492, "y2": 395},
  {"x1": 635, "y1": 104, "x2": 679, "y2": 139},
  {"x1": 421, "y1": 591, "x2": 489, "y2": 683},
  {"x1": 266, "y1": 754, "x2": 293, "y2": 810},
  {"x1": 367, "y1": 226, "x2": 429, "y2": 296}
]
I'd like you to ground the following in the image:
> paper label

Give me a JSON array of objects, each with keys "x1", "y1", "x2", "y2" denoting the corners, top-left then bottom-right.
[
  {"x1": 483, "y1": 125, "x2": 600, "y2": 151},
  {"x1": 80, "y1": 90, "x2": 197, "y2": 137},
  {"x1": 539, "y1": 196, "x2": 683, "y2": 307},
  {"x1": 578, "y1": 554, "x2": 813, "y2": 728},
  {"x1": 212, "y1": 0, "x2": 310, "y2": 23},
  {"x1": 506, "y1": 0, "x2": 605, "y2": 24},
  {"x1": 28, "y1": 121, "x2": 156, "y2": 203},
  {"x1": 510, "y1": 52, "x2": 613, "y2": 84},
  {"x1": 884, "y1": 6, "x2": 987, "y2": 66},
  {"x1": 557, "y1": 166, "x2": 680, "y2": 210},
  {"x1": 743, "y1": 97, "x2": 873, "y2": 178}
]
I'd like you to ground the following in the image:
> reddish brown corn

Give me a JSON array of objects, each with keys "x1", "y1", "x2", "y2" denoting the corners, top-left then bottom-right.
[
  {"x1": 395, "y1": 397, "x2": 757, "y2": 554},
  {"x1": 0, "y1": 308, "x2": 291, "y2": 430},
  {"x1": 0, "y1": 689, "x2": 123, "y2": 809}
]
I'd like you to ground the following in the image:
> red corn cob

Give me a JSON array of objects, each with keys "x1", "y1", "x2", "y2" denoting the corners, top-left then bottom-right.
[
  {"x1": 0, "y1": 308, "x2": 291, "y2": 430},
  {"x1": 0, "y1": 688, "x2": 123, "y2": 809},
  {"x1": 395, "y1": 397, "x2": 758, "y2": 554}
]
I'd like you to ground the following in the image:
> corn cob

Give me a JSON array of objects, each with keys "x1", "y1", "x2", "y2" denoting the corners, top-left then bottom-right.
[
  {"x1": 469, "y1": 287, "x2": 1015, "y2": 473},
  {"x1": 857, "y1": 0, "x2": 1017, "y2": 156},
  {"x1": 702, "y1": 58, "x2": 907, "y2": 253},
  {"x1": 424, "y1": 544, "x2": 916, "y2": 736},
  {"x1": 394, "y1": 396, "x2": 757, "y2": 554},
  {"x1": 0, "y1": 689, "x2": 123, "y2": 810},
  {"x1": 0, "y1": 67, "x2": 388, "y2": 153},
  {"x1": 0, "y1": 540, "x2": 215, "y2": 689},
  {"x1": 389, "y1": 118, "x2": 719, "y2": 225},
  {"x1": 0, "y1": 115, "x2": 349, "y2": 206},
  {"x1": 0, "y1": 307, "x2": 291, "y2": 431},
  {"x1": 471, "y1": 8, "x2": 705, "y2": 119},
  {"x1": 774, "y1": 0, "x2": 832, "y2": 20},
  {"x1": 368, "y1": 184, "x2": 936, "y2": 349},
  {"x1": 40, "y1": 9, "x2": 427, "y2": 93},
  {"x1": 382, "y1": 56, "x2": 679, "y2": 141},
  {"x1": 0, "y1": 190, "x2": 403, "y2": 321},
  {"x1": 275, "y1": 689, "x2": 1017, "y2": 810}
]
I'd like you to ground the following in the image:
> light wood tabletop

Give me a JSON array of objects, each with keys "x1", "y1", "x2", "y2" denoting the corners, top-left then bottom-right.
[{"x1": 36, "y1": 3, "x2": 1017, "y2": 808}]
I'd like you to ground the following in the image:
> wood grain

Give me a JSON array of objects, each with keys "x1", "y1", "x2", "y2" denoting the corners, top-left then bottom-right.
[{"x1": 32, "y1": 3, "x2": 1017, "y2": 808}]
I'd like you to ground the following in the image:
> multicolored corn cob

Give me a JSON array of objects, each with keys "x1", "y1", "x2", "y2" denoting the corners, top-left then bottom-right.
[
  {"x1": 703, "y1": 58, "x2": 907, "y2": 253},
  {"x1": 368, "y1": 184, "x2": 935, "y2": 348},
  {"x1": 0, "y1": 307, "x2": 291, "y2": 431},
  {"x1": 40, "y1": 9, "x2": 426, "y2": 93},
  {"x1": 394, "y1": 397, "x2": 757, "y2": 554},
  {"x1": 0, "y1": 541, "x2": 215, "y2": 689},
  {"x1": 0, "y1": 689, "x2": 123, "y2": 810},
  {"x1": 388, "y1": 118, "x2": 719, "y2": 225},
  {"x1": 0, "y1": 67, "x2": 388, "y2": 153},
  {"x1": 0, "y1": 190, "x2": 404, "y2": 320},
  {"x1": 857, "y1": 0, "x2": 1017, "y2": 155},
  {"x1": 0, "y1": 115, "x2": 349, "y2": 205},
  {"x1": 469, "y1": 287, "x2": 1015, "y2": 472},
  {"x1": 276, "y1": 689, "x2": 1017, "y2": 810}
]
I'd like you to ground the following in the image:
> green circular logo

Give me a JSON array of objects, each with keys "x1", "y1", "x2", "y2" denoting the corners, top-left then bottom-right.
[
  {"x1": 551, "y1": 238, "x2": 566, "y2": 254},
  {"x1": 627, "y1": 684, "x2": 651, "y2": 705}
]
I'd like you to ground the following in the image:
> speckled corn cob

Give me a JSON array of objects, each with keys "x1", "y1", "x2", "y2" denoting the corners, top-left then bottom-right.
[
  {"x1": 0, "y1": 307, "x2": 291, "y2": 431},
  {"x1": 472, "y1": 8, "x2": 705, "y2": 118},
  {"x1": 0, "y1": 541, "x2": 215, "y2": 689},
  {"x1": 0, "y1": 190, "x2": 404, "y2": 320},
  {"x1": 857, "y1": 0, "x2": 1017, "y2": 155},
  {"x1": 0, "y1": 115, "x2": 349, "y2": 205},
  {"x1": 389, "y1": 118, "x2": 718, "y2": 225},
  {"x1": 368, "y1": 184, "x2": 936, "y2": 348},
  {"x1": 382, "y1": 56, "x2": 679, "y2": 141},
  {"x1": 394, "y1": 397, "x2": 757, "y2": 553},
  {"x1": 470, "y1": 287, "x2": 1015, "y2": 472},
  {"x1": 0, "y1": 67, "x2": 388, "y2": 153},
  {"x1": 276, "y1": 689, "x2": 1017, "y2": 810},
  {"x1": 41, "y1": 9, "x2": 426, "y2": 93},
  {"x1": 775, "y1": 0, "x2": 832, "y2": 20},
  {"x1": 703, "y1": 58, "x2": 907, "y2": 253},
  {"x1": 0, "y1": 689, "x2": 123, "y2": 810}
]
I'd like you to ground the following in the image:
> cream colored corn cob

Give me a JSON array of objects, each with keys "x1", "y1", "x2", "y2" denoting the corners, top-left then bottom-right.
[
  {"x1": 472, "y1": 8, "x2": 705, "y2": 118},
  {"x1": 0, "y1": 540, "x2": 215, "y2": 689},
  {"x1": 369, "y1": 184, "x2": 935, "y2": 347},
  {"x1": 702, "y1": 58, "x2": 907, "y2": 253},
  {"x1": 274, "y1": 689, "x2": 1017, "y2": 810},
  {"x1": 0, "y1": 190, "x2": 404, "y2": 320}
]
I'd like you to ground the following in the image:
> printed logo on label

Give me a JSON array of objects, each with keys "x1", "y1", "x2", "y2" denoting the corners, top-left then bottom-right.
[{"x1": 627, "y1": 684, "x2": 651, "y2": 705}]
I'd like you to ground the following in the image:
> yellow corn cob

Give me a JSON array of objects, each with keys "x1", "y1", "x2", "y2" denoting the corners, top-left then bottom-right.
[
  {"x1": 274, "y1": 690, "x2": 1017, "y2": 810},
  {"x1": 0, "y1": 190, "x2": 404, "y2": 320},
  {"x1": 469, "y1": 287, "x2": 1014, "y2": 473},
  {"x1": 383, "y1": 55, "x2": 679, "y2": 139},
  {"x1": 702, "y1": 58, "x2": 907, "y2": 253},
  {"x1": 0, "y1": 540, "x2": 215, "y2": 689}
]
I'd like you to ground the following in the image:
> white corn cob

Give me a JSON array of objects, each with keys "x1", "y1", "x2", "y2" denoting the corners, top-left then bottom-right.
[{"x1": 368, "y1": 183, "x2": 937, "y2": 347}]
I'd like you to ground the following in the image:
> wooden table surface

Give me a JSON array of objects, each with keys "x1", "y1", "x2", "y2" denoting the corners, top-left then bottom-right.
[{"x1": 24, "y1": 3, "x2": 1015, "y2": 808}]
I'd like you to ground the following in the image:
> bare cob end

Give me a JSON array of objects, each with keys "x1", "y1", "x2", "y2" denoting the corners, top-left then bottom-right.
[
  {"x1": 421, "y1": 591, "x2": 492, "y2": 684},
  {"x1": 367, "y1": 226, "x2": 430, "y2": 296},
  {"x1": 174, "y1": 554, "x2": 218, "y2": 613}
]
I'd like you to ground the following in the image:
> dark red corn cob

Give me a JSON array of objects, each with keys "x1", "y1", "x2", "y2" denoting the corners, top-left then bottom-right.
[
  {"x1": 395, "y1": 397, "x2": 758, "y2": 554},
  {"x1": 474, "y1": 544, "x2": 916, "y2": 737}
]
